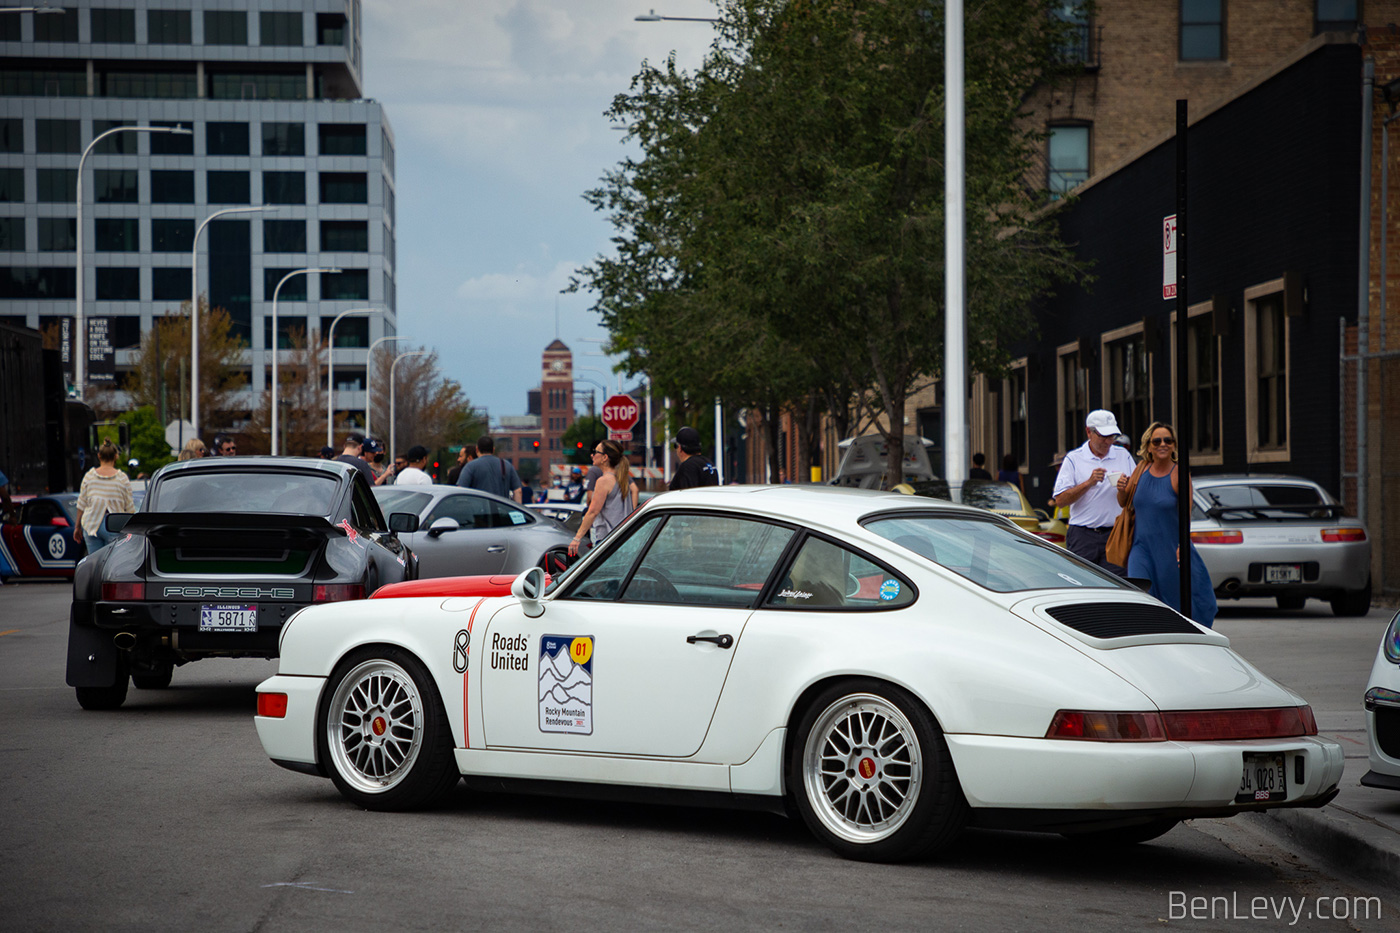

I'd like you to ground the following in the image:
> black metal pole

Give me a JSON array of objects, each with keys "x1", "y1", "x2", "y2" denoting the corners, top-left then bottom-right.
[{"x1": 1176, "y1": 100, "x2": 1192, "y2": 616}]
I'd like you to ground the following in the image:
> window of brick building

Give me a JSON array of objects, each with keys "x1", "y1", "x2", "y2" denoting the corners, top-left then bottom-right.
[
  {"x1": 1180, "y1": 0, "x2": 1224, "y2": 61},
  {"x1": 1103, "y1": 327, "x2": 1150, "y2": 447},
  {"x1": 1245, "y1": 287, "x2": 1289, "y2": 461},
  {"x1": 1047, "y1": 124, "x2": 1090, "y2": 197},
  {"x1": 1057, "y1": 344, "x2": 1087, "y2": 454},
  {"x1": 1315, "y1": 0, "x2": 1358, "y2": 33},
  {"x1": 1180, "y1": 306, "x2": 1222, "y2": 460}
]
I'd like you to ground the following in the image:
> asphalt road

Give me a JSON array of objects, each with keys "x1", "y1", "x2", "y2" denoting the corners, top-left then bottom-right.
[{"x1": 2, "y1": 582, "x2": 1396, "y2": 932}]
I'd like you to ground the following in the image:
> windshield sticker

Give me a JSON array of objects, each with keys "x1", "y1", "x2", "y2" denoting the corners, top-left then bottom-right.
[
  {"x1": 510, "y1": 511, "x2": 527, "y2": 525},
  {"x1": 778, "y1": 588, "x2": 812, "y2": 600},
  {"x1": 539, "y1": 635, "x2": 593, "y2": 735},
  {"x1": 879, "y1": 579, "x2": 901, "y2": 601},
  {"x1": 1056, "y1": 572, "x2": 1085, "y2": 586}
]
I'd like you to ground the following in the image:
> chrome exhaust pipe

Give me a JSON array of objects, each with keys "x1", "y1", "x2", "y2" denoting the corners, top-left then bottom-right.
[
  {"x1": 113, "y1": 632, "x2": 137, "y2": 650},
  {"x1": 1221, "y1": 578, "x2": 1241, "y2": 594}
]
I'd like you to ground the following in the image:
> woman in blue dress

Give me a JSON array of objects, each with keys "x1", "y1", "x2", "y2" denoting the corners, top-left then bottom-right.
[{"x1": 1115, "y1": 422, "x2": 1217, "y2": 627}]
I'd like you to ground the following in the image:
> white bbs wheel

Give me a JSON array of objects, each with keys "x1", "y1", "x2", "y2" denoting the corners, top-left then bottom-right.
[
  {"x1": 803, "y1": 694, "x2": 922, "y2": 844},
  {"x1": 320, "y1": 648, "x2": 461, "y2": 810},
  {"x1": 791, "y1": 680, "x2": 966, "y2": 862},
  {"x1": 327, "y1": 658, "x2": 426, "y2": 794}
]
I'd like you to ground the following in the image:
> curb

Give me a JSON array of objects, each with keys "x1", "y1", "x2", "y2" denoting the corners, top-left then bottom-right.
[{"x1": 1247, "y1": 803, "x2": 1400, "y2": 901}]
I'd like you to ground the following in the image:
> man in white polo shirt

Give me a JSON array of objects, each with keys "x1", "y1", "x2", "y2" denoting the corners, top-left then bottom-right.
[{"x1": 1053, "y1": 409, "x2": 1137, "y2": 573}]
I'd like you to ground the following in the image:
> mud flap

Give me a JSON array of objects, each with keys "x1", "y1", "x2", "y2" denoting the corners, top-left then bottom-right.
[{"x1": 65, "y1": 604, "x2": 121, "y2": 687}]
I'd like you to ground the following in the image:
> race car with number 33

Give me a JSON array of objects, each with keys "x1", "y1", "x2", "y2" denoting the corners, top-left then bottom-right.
[{"x1": 254, "y1": 485, "x2": 1343, "y2": 862}]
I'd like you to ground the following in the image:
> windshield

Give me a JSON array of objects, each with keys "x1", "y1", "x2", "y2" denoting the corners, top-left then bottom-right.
[
  {"x1": 375, "y1": 488, "x2": 434, "y2": 515},
  {"x1": 864, "y1": 513, "x2": 1128, "y2": 593},
  {"x1": 960, "y1": 481, "x2": 1025, "y2": 512},
  {"x1": 151, "y1": 471, "x2": 339, "y2": 516}
]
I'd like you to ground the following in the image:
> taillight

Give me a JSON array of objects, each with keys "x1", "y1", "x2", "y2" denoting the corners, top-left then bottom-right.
[
  {"x1": 1190, "y1": 530, "x2": 1243, "y2": 545},
  {"x1": 1160, "y1": 706, "x2": 1316, "y2": 740},
  {"x1": 257, "y1": 693, "x2": 288, "y2": 718},
  {"x1": 101, "y1": 582, "x2": 143, "y2": 601},
  {"x1": 1046, "y1": 710, "x2": 1166, "y2": 741},
  {"x1": 1321, "y1": 527, "x2": 1366, "y2": 543},
  {"x1": 313, "y1": 583, "x2": 365, "y2": 602}
]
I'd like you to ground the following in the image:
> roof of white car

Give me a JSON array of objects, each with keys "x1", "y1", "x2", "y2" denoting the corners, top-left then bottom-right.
[{"x1": 645, "y1": 484, "x2": 981, "y2": 528}]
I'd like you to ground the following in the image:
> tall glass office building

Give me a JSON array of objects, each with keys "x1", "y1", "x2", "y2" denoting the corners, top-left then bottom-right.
[{"x1": 0, "y1": 0, "x2": 395, "y2": 429}]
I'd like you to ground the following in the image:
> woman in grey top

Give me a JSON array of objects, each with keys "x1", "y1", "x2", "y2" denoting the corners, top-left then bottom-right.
[{"x1": 568, "y1": 439, "x2": 635, "y2": 555}]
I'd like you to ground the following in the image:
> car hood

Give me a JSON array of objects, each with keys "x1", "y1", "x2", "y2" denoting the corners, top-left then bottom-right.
[{"x1": 1010, "y1": 591, "x2": 1305, "y2": 711}]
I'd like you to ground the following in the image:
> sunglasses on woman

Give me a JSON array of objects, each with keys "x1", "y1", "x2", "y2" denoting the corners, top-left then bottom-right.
[{"x1": 1150, "y1": 437, "x2": 1175, "y2": 446}]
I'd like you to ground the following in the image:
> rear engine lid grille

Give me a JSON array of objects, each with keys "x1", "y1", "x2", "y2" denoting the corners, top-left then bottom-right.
[
  {"x1": 152, "y1": 528, "x2": 316, "y2": 574},
  {"x1": 1046, "y1": 602, "x2": 1199, "y2": 639}
]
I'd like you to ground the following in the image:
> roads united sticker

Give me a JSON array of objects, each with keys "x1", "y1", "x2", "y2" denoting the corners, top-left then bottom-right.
[{"x1": 538, "y1": 635, "x2": 593, "y2": 735}]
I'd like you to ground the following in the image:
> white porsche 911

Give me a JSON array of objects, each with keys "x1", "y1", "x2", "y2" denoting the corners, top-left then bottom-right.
[
  {"x1": 1362, "y1": 611, "x2": 1400, "y2": 792},
  {"x1": 254, "y1": 485, "x2": 1343, "y2": 862}
]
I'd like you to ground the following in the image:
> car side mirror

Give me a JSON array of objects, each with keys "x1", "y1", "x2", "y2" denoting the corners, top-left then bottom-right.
[
  {"x1": 511, "y1": 566, "x2": 547, "y2": 618},
  {"x1": 426, "y1": 516, "x2": 460, "y2": 538},
  {"x1": 388, "y1": 511, "x2": 419, "y2": 534},
  {"x1": 104, "y1": 513, "x2": 130, "y2": 534}
]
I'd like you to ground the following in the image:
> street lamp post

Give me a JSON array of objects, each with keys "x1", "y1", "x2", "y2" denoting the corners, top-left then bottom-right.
[
  {"x1": 389, "y1": 350, "x2": 427, "y2": 465},
  {"x1": 326, "y1": 307, "x2": 378, "y2": 447},
  {"x1": 74, "y1": 123, "x2": 190, "y2": 396},
  {"x1": 634, "y1": 9, "x2": 719, "y2": 21},
  {"x1": 364, "y1": 335, "x2": 408, "y2": 441},
  {"x1": 270, "y1": 266, "x2": 340, "y2": 455},
  {"x1": 191, "y1": 205, "x2": 275, "y2": 440}
]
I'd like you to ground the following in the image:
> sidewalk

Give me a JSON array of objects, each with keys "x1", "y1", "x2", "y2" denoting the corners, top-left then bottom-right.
[{"x1": 1239, "y1": 709, "x2": 1400, "y2": 900}]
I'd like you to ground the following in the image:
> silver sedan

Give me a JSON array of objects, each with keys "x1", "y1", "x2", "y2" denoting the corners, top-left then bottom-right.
[
  {"x1": 374, "y1": 485, "x2": 577, "y2": 579},
  {"x1": 1191, "y1": 474, "x2": 1371, "y2": 616}
]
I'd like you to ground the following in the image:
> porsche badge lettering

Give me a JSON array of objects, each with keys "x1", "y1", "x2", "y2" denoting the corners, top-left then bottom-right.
[
  {"x1": 162, "y1": 586, "x2": 296, "y2": 599},
  {"x1": 490, "y1": 632, "x2": 529, "y2": 671}
]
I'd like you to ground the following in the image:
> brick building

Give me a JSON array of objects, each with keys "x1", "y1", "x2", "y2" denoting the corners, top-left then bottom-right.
[{"x1": 491, "y1": 340, "x2": 576, "y2": 484}]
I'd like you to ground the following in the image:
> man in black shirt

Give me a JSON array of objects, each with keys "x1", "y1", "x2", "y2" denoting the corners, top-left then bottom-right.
[
  {"x1": 334, "y1": 433, "x2": 376, "y2": 484},
  {"x1": 668, "y1": 426, "x2": 719, "y2": 490}
]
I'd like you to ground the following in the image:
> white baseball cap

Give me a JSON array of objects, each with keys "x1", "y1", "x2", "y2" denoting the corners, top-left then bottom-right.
[{"x1": 1085, "y1": 409, "x2": 1121, "y2": 437}]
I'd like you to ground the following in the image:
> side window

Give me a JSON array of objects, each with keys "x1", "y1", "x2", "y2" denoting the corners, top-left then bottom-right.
[
  {"x1": 488, "y1": 499, "x2": 532, "y2": 528},
  {"x1": 349, "y1": 477, "x2": 385, "y2": 533},
  {"x1": 565, "y1": 516, "x2": 663, "y2": 601},
  {"x1": 621, "y1": 514, "x2": 794, "y2": 607},
  {"x1": 428, "y1": 494, "x2": 489, "y2": 529},
  {"x1": 766, "y1": 535, "x2": 914, "y2": 610}
]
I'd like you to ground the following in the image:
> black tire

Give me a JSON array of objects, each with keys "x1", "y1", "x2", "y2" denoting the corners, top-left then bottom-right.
[
  {"x1": 1275, "y1": 595, "x2": 1306, "y2": 611},
  {"x1": 1331, "y1": 577, "x2": 1372, "y2": 617},
  {"x1": 1062, "y1": 818, "x2": 1179, "y2": 847},
  {"x1": 318, "y1": 647, "x2": 459, "y2": 810},
  {"x1": 789, "y1": 679, "x2": 967, "y2": 862},
  {"x1": 75, "y1": 664, "x2": 129, "y2": 711},
  {"x1": 132, "y1": 662, "x2": 173, "y2": 690}
]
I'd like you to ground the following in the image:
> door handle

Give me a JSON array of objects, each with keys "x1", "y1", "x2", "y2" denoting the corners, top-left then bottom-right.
[
  {"x1": 487, "y1": 545, "x2": 506, "y2": 553},
  {"x1": 686, "y1": 633, "x2": 733, "y2": 649}
]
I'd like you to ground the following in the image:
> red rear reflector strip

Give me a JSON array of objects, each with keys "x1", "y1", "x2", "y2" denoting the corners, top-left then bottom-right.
[
  {"x1": 1321, "y1": 528, "x2": 1366, "y2": 543},
  {"x1": 313, "y1": 584, "x2": 365, "y2": 602},
  {"x1": 1161, "y1": 706, "x2": 1316, "y2": 740},
  {"x1": 257, "y1": 693, "x2": 289, "y2": 718},
  {"x1": 1190, "y1": 530, "x2": 1244, "y2": 545},
  {"x1": 101, "y1": 582, "x2": 143, "y2": 601},
  {"x1": 1047, "y1": 706, "x2": 1317, "y2": 741}
]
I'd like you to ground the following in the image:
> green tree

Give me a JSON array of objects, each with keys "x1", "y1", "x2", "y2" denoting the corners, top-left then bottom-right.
[
  {"x1": 116, "y1": 406, "x2": 176, "y2": 478},
  {"x1": 561, "y1": 416, "x2": 605, "y2": 465},
  {"x1": 576, "y1": 0, "x2": 1091, "y2": 486},
  {"x1": 121, "y1": 298, "x2": 250, "y2": 437}
]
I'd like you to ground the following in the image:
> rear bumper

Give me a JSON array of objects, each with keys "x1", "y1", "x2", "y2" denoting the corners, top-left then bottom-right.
[
  {"x1": 91, "y1": 600, "x2": 311, "y2": 654},
  {"x1": 946, "y1": 733, "x2": 1344, "y2": 818},
  {"x1": 255, "y1": 673, "x2": 327, "y2": 773},
  {"x1": 1200, "y1": 541, "x2": 1370, "y2": 597}
]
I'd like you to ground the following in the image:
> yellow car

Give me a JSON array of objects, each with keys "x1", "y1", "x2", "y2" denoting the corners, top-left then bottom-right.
[{"x1": 895, "y1": 479, "x2": 1067, "y2": 547}]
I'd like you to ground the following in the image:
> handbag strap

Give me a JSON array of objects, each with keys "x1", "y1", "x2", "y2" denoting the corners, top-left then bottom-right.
[{"x1": 1124, "y1": 461, "x2": 1148, "y2": 511}]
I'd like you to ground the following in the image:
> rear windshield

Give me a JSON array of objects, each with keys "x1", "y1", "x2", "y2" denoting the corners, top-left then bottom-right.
[
  {"x1": 960, "y1": 481, "x2": 1024, "y2": 512},
  {"x1": 1198, "y1": 483, "x2": 1333, "y2": 519},
  {"x1": 150, "y1": 471, "x2": 338, "y2": 516},
  {"x1": 864, "y1": 513, "x2": 1128, "y2": 593}
]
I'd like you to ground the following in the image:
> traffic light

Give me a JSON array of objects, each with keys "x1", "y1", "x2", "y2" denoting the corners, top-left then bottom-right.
[{"x1": 532, "y1": 440, "x2": 540, "y2": 451}]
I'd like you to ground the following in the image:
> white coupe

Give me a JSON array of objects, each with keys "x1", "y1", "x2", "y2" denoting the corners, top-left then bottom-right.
[
  {"x1": 1363, "y1": 611, "x2": 1400, "y2": 792},
  {"x1": 255, "y1": 486, "x2": 1344, "y2": 862}
]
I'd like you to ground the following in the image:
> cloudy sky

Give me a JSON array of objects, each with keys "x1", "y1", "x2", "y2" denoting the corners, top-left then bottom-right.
[{"x1": 360, "y1": 0, "x2": 718, "y2": 421}]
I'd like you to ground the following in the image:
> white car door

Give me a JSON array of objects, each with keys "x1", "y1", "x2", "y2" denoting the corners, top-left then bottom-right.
[{"x1": 479, "y1": 511, "x2": 796, "y2": 758}]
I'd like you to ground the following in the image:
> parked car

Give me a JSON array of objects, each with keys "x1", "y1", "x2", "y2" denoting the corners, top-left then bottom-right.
[
  {"x1": 1363, "y1": 610, "x2": 1400, "y2": 792},
  {"x1": 0, "y1": 493, "x2": 85, "y2": 580},
  {"x1": 831, "y1": 434, "x2": 939, "y2": 489},
  {"x1": 254, "y1": 484, "x2": 1342, "y2": 863},
  {"x1": 1189, "y1": 474, "x2": 1371, "y2": 616},
  {"x1": 67, "y1": 458, "x2": 419, "y2": 711},
  {"x1": 528, "y1": 500, "x2": 586, "y2": 536},
  {"x1": 959, "y1": 480, "x2": 1066, "y2": 546},
  {"x1": 374, "y1": 485, "x2": 581, "y2": 580}
]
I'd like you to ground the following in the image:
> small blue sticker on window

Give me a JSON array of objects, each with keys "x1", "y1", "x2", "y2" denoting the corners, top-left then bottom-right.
[{"x1": 879, "y1": 579, "x2": 901, "y2": 601}]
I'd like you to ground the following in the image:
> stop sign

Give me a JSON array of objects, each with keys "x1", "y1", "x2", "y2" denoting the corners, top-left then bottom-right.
[{"x1": 601, "y1": 394, "x2": 640, "y2": 432}]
